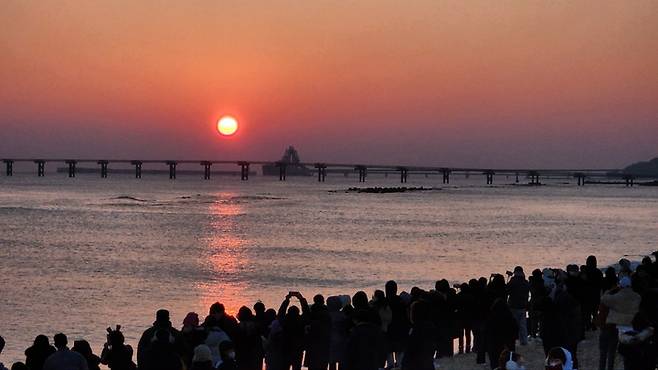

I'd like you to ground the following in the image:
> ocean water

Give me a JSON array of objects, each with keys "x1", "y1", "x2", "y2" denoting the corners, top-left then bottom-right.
[{"x1": 0, "y1": 171, "x2": 657, "y2": 364}]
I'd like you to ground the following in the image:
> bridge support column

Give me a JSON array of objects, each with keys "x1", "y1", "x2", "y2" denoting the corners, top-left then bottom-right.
[
  {"x1": 238, "y1": 162, "x2": 250, "y2": 180},
  {"x1": 201, "y1": 161, "x2": 212, "y2": 180},
  {"x1": 398, "y1": 167, "x2": 408, "y2": 183},
  {"x1": 98, "y1": 160, "x2": 109, "y2": 178},
  {"x1": 276, "y1": 162, "x2": 287, "y2": 181},
  {"x1": 529, "y1": 172, "x2": 540, "y2": 185},
  {"x1": 355, "y1": 166, "x2": 367, "y2": 182},
  {"x1": 441, "y1": 169, "x2": 451, "y2": 184},
  {"x1": 66, "y1": 160, "x2": 77, "y2": 178},
  {"x1": 131, "y1": 161, "x2": 142, "y2": 178},
  {"x1": 35, "y1": 160, "x2": 45, "y2": 177},
  {"x1": 166, "y1": 161, "x2": 177, "y2": 179},
  {"x1": 485, "y1": 171, "x2": 494, "y2": 185},
  {"x1": 315, "y1": 164, "x2": 327, "y2": 182},
  {"x1": 4, "y1": 160, "x2": 14, "y2": 176}
]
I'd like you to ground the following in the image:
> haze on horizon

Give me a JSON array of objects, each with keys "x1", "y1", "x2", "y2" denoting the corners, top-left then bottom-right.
[{"x1": 1, "y1": 1, "x2": 657, "y2": 169}]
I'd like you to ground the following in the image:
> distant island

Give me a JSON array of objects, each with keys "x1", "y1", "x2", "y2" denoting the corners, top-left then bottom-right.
[{"x1": 623, "y1": 157, "x2": 658, "y2": 177}]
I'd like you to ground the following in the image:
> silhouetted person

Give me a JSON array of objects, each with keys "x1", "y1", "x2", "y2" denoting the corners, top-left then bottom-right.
[
  {"x1": 43, "y1": 333, "x2": 88, "y2": 370},
  {"x1": 253, "y1": 302, "x2": 268, "y2": 337},
  {"x1": 304, "y1": 295, "x2": 332, "y2": 370},
  {"x1": 401, "y1": 300, "x2": 437, "y2": 370},
  {"x1": 234, "y1": 306, "x2": 263, "y2": 370},
  {"x1": 0, "y1": 336, "x2": 7, "y2": 370},
  {"x1": 506, "y1": 266, "x2": 530, "y2": 345},
  {"x1": 204, "y1": 314, "x2": 230, "y2": 367},
  {"x1": 11, "y1": 363, "x2": 28, "y2": 370},
  {"x1": 326, "y1": 296, "x2": 348, "y2": 370},
  {"x1": 617, "y1": 312, "x2": 655, "y2": 370},
  {"x1": 137, "y1": 310, "x2": 183, "y2": 370},
  {"x1": 528, "y1": 269, "x2": 547, "y2": 339},
  {"x1": 25, "y1": 335, "x2": 56, "y2": 370},
  {"x1": 473, "y1": 277, "x2": 490, "y2": 365},
  {"x1": 342, "y1": 309, "x2": 385, "y2": 370},
  {"x1": 456, "y1": 282, "x2": 476, "y2": 354},
  {"x1": 100, "y1": 326, "x2": 136, "y2": 370},
  {"x1": 216, "y1": 341, "x2": 237, "y2": 370},
  {"x1": 71, "y1": 340, "x2": 100, "y2": 370},
  {"x1": 204, "y1": 303, "x2": 240, "y2": 341},
  {"x1": 180, "y1": 312, "x2": 207, "y2": 369},
  {"x1": 433, "y1": 279, "x2": 457, "y2": 358},
  {"x1": 351, "y1": 291, "x2": 380, "y2": 326},
  {"x1": 384, "y1": 280, "x2": 409, "y2": 368},
  {"x1": 264, "y1": 318, "x2": 286, "y2": 370},
  {"x1": 485, "y1": 298, "x2": 517, "y2": 370},
  {"x1": 538, "y1": 270, "x2": 582, "y2": 369},
  {"x1": 190, "y1": 345, "x2": 214, "y2": 370},
  {"x1": 141, "y1": 329, "x2": 183, "y2": 370},
  {"x1": 583, "y1": 255, "x2": 603, "y2": 330},
  {"x1": 277, "y1": 292, "x2": 309, "y2": 370}
]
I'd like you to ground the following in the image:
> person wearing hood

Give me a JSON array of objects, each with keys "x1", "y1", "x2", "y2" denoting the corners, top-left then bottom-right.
[
  {"x1": 545, "y1": 347, "x2": 574, "y2": 370},
  {"x1": 506, "y1": 266, "x2": 530, "y2": 346},
  {"x1": 25, "y1": 335, "x2": 56, "y2": 370},
  {"x1": 136, "y1": 309, "x2": 184, "y2": 369}
]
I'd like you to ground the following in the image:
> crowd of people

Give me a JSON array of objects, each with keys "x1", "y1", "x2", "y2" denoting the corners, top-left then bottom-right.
[{"x1": 1, "y1": 253, "x2": 657, "y2": 370}]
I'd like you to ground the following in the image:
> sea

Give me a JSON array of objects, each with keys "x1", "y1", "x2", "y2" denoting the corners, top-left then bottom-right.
[{"x1": 0, "y1": 169, "x2": 657, "y2": 364}]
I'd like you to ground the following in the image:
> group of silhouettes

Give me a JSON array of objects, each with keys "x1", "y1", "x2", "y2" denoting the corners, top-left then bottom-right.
[{"x1": 1, "y1": 253, "x2": 657, "y2": 370}]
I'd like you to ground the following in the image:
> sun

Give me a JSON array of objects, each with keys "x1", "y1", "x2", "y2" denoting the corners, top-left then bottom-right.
[{"x1": 217, "y1": 116, "x2": 238, "y2": 136}]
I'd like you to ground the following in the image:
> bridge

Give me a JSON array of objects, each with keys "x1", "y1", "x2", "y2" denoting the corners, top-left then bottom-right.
[{"x1": 0, "y1": 158, "x2": 638, "y2": 186}]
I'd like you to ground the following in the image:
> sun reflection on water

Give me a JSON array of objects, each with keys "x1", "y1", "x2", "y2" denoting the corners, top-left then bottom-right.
[{"x1": 197, "y1": 194, "x2": 249, "y2": 316}]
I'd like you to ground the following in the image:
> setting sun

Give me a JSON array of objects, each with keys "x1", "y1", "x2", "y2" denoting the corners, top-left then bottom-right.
[{"x1": 217, "y1": 116, "x2": 238, "y2": 136}]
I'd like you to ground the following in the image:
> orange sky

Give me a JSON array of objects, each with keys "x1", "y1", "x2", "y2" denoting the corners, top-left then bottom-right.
[{"x1": 1, "y1": 1, "x2": 657, "y2": 167}]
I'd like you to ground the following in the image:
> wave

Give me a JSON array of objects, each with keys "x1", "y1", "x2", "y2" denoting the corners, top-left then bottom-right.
[{"x1": 111, "y1": 196, "x2": 149, "y2": 202}]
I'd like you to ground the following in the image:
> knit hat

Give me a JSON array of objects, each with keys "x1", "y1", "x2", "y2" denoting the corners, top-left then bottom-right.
[{"x1": 192, "y1": 344, "x2": 212, "y2": 363}]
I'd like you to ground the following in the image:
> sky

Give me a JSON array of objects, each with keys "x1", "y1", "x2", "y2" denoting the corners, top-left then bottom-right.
[{"x1": 1, "y1": 1, "x2": 657, "y2": 168}]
